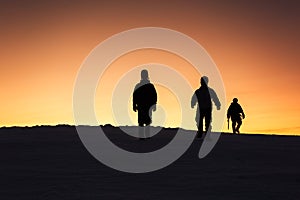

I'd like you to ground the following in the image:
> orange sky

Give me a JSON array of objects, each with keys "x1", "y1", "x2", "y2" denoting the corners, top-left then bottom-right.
[{"x1": 0, "y1": 0, "x2": 299, "y2": 135}]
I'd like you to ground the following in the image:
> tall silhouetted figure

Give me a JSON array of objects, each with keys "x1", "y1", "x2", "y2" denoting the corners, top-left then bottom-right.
[
  {"x1": 227, "y1": 98, "x2": 245, "y2": 134},
  {"x1": 133, "y1": 69, "x2": 157, "y2": 139},
  {"x1": 191, "y1": 76, "x2": 221, "y2": 138}
]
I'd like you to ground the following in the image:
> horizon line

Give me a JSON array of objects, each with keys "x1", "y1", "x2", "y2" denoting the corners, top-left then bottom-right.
[{"x1": 0, "y1": 124, "x2": 299, "y2": 137}]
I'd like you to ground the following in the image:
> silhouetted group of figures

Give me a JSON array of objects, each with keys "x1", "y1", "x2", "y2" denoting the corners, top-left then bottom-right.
[{"x1": 133, "y1": 69, "x2": 245, "y2": 139}]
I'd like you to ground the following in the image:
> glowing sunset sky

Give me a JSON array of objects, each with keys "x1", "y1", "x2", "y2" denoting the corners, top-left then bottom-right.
[{"x1": 0, "y1": 0, "x2": 299, "y2": 135}]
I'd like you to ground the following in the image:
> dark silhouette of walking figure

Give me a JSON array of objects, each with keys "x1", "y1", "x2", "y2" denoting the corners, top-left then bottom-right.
[
  {"x1": 227, "y1": 98, "x2": 245, "y2": 134},
  {"x1": 191, "y1": 76, "x2": 221, "y2": 138},
  {"x1": 133, "y1": 69, "x2": 157, "y2": 139}
]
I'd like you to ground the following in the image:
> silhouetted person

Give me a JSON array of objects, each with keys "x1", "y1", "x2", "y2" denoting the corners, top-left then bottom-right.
[
  {"x1": 227, "y1": 98, "x2": 245, "y2": 134},
  {"x1": 133, "y1": 69, "x2": 157, "y2": 139},
  {"x1": 191, "y1": 76, "x2": 221, "y2": 138}
]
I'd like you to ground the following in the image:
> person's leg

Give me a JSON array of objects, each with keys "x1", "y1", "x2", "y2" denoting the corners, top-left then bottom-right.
[
  {"x1": 232, "y1": 120, "x2": 237, "y2": 134},
  {"x1": 197, "y1": 110, "x2": 204, "y2": 138},
  {"x1": 139, "y1": 106, "x2": 151, "y2": 126},
  {"x1": 138, "y1": 108, "x2": 146, "y2": 139},
  {"x1": 143, "y1": 107, "x2": 152, "y2": 139},
  {"x1": 236, "y1": 118, "x2": 242, "y2": 134},
  {"x1": 205, "y1": 109, "x2": 212, "y2": 133}
]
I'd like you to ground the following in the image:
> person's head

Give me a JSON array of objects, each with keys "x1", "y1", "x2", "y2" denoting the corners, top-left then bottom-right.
[
  {"x1": 141, "y1": 69, "x2": 149, "y2": 80},
  {"x1": 200, "y1": 76, "x2": 209, "y2": 86},
  {"x1": 233, "y1": 98, "x2": 238, "y2": 103}
]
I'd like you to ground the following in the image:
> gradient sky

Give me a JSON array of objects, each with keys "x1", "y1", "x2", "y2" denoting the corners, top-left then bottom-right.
[{"x1": 0, "y1": 0, "x2": 299, "y2": 135}]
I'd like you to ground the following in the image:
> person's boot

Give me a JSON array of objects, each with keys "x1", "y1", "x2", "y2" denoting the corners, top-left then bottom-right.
[
  {"x1": 196, "y1": 131, "x2": 203, "y2": 139},
  {"x1": 236, "y1": 124, "x2": 241, "y2": 134},
  {"x1": 205, "y1": 125, "x2": 212, "y2": 133},
  {"x1": 232, "y1": 125, "x2": 236, "y2": 134}
]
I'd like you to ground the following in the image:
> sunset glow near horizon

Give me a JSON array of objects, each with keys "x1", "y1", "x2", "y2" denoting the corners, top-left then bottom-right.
[{"x1": 0, "y1": 1, "x2": 299, "y2": 135}]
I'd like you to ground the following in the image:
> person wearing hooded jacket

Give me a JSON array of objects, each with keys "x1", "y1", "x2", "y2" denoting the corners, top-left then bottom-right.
[
  {"x1": 227, "y1": 98, "x2": 245, "y2": 134},
  {"x1": 133, "y1": 69, "x2": 157, "y2": 139},
  {"x1": 191, "y1": 76, "x2": 221, "y2": 138}
]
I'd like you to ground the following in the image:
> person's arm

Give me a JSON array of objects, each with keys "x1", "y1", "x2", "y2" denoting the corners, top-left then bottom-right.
[
  {"x1": 227, "y1": 105, "x2": 231, "y2": 119},
  {"x1": 133, "y1": 85, "x2": 138, "y2": 112},
  {"x1": 151, "y1": 84, "x2": 157, "y2": 111},
  {"x1": 191, "y1": 92, "x2": 197, "y2": 108},
  {"x1": 153, "y1": 84, "x2": 157, "y2": 104},
  {"x1": 239, "y1": 105, "x2": 245, "y2": 119},
  {"x1": 210, "y1": 89, "x2": 221, "y2": 110}
]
